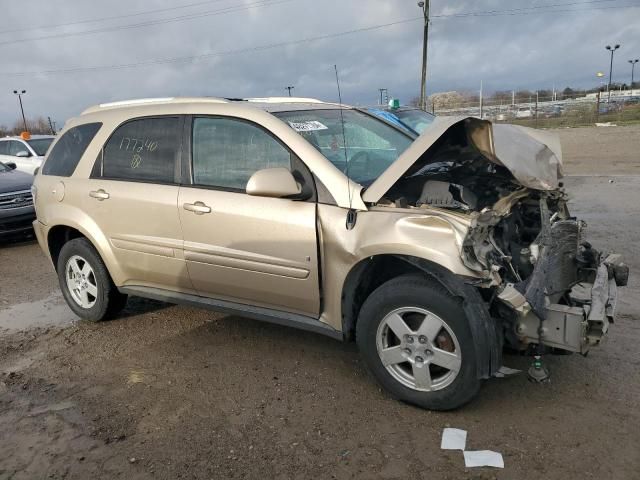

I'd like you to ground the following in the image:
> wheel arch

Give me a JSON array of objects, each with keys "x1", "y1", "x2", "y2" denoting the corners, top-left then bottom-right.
[
  {"x1": 341, "y1": 254, "x2": 502, "y2": 379},
  {"x1": 46, "y1": 223, "x2": 123, "y2": 285}
]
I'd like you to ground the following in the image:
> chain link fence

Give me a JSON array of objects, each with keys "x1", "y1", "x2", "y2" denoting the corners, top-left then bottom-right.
[{"x1": 430, "y1": 90, "x2": 640, "y2": 128}]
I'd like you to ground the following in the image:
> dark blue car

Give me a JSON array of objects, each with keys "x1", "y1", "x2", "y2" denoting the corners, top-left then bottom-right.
[{"x1": 0, "y1": 161, "x2": 35, "y2": 240}]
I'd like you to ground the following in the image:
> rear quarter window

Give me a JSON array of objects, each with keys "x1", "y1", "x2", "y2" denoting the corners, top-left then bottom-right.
[{"x1": 42, "y1": 123, "x2": 102, "y2": 176}]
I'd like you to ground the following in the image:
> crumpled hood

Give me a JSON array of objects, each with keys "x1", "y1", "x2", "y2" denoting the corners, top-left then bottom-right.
[{"x1": 362, "y1": 116, "x2": 563, "y2": 203}]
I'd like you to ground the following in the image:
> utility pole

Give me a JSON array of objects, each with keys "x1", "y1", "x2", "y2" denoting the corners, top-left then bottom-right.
[
  {"x1": 418, "y1": 0, "x2": 430, "y2": 111},
  {"x1": 629, "y1": 59, "x2": 639, "y2": 91},
  {"x1": 285, "y1": 86, "x2": 295, "y2": 97},
  {"x1": 13, "y1": 90, "x2": 28, "y2": 132},
  {"x1": 606, "y1": 44, "x2": 620, "y2": 103},
  {"x1": 479, "y1": 80, "x2": 483, "y2": 119},
  {"x1": 47, "y1": 116, "x2": 56, "y2": 135}
]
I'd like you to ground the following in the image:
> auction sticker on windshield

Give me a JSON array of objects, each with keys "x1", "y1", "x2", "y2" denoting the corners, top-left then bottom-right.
[{"x1": 288, "y1": 121, "x2": 328, "y2": 132}]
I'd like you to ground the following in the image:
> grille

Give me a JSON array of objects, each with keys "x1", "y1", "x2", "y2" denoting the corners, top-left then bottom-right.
[{"x1": 0, "y1": 190, "x2": 33, "y2": 210}]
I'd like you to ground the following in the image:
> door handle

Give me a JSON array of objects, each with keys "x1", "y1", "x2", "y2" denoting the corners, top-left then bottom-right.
[
  {"x1": 89, "y1": 189, "x2": 110, "y2": 201},
  {"x1": 183, "y1": 201, "x2": 211, "y2": 215}
]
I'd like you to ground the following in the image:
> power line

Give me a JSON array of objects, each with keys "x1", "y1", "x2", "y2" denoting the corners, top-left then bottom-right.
[
  {"x1": 4, "y1": 18, "x2": 423, "y2": 77},
  {"x1": 0, "y1": 0, "x2": 297, "y2": 47},
  {"x1": 431, "y1": 0, "x2": 620, "y2": 18},
  {"x1": 3, "y1": 3, "x2": 639, "y2": 77},
  {"x1": 0, "y1": 0, "x2": 239, "y2": 35},
  {"x1": 0, "y1": 0, "x2": 627, "y2": 47}
]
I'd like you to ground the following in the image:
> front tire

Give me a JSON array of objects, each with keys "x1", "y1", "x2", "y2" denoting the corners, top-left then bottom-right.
[
  {"x1": 356, "y1": 274, "x2": 480, "y2": 410},
  {"x1": 57, "y1": 238, "x2": 128, "y2": 321}
]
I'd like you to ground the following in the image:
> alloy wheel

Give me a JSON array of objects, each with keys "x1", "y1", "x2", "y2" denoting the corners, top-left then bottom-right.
[
  {"x1": 376, "y1": 307, "x2": 462, "y2": 392},
  {"x1": 65, "y1": 255, "x2": 98, "y2": 309}
]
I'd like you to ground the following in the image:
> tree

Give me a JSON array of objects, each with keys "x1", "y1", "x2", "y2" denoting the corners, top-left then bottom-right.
[{"x1": 8, "y1": 116, "x2": 53, "y2": 135}]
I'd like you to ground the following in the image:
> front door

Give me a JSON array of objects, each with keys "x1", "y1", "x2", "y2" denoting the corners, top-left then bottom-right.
[
  {"x1": 178, "y1": 116, "x2": 320, "y2": 317},
  {"x1": 82, "y1": 115, "x2": 193, "y2": 292}
]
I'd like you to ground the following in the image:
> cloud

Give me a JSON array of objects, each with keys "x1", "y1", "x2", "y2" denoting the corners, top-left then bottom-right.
[{"x1": 0, "y1": 0, "x2": 638, "y2": 126}]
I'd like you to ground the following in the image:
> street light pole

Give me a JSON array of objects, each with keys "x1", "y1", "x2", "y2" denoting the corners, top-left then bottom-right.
[
  {"x1": 285, "y1": 86, "x2": 295, "y2": 97},
  {"x1": 13, "y1": 89, "x2": 27, "y2": 132},
  {"x1": 629, "y1": 59, "x2": 639, "y2": 91},
  {"x1": 418, "y1": 0, "x2": 430, "y2": 111},
  {"x1": 605, "y1": 44, "x2": 620, "y2": 103}
]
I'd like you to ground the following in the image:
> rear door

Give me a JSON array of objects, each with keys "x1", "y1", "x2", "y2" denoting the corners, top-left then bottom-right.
[
  {"x1": 178, "y1": 115, "x2": 320, "y2": 316},
  {"x1": 83, "y1": 116, "x2": 193, "y2": 292}
]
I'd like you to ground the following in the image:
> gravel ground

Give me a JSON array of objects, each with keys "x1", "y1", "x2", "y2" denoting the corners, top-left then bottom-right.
[
  {"x1": 0, "y1": 126, "x2": 638, "y2": 479},
  {"x1": 553, "y1": 123, "x2": 640, "y2": 175}
]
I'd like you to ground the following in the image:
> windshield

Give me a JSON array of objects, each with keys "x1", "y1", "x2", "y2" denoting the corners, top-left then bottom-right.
[
  {"x1": 393, "y1": 109, "x2": 435, "y2": 135},
  {"x1": 274, "y1": 109, "x2": 412, "y2": 185},
  {"x1": 27, "y1": 138, "x2": 54, "y2": 156}
]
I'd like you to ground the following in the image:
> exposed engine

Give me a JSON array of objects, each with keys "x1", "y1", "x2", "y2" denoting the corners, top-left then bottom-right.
[
  {"x1": 376, "y1": 153, "x2": 627, "y2": 357},
  {"x1": 368, "y1": 116, "x2": 628, "y2": 379}
]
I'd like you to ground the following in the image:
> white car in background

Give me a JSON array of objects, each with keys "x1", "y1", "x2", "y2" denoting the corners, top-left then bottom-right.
[
  {"x1": 515, "y1": 107, "x2": 533, "y2": 119},
  {"x1": 0, "y1": 135, "x2": 55, "y2": 174}
]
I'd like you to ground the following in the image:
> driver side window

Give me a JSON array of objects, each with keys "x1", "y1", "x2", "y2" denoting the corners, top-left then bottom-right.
[{"x1": 192, "y1": 117, "x2": 292, "y2": 191}]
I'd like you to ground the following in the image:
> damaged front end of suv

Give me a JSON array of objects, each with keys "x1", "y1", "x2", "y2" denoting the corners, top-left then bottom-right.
[{"x1": 362, "y1": 117, "x2": 628, "y2": 367}]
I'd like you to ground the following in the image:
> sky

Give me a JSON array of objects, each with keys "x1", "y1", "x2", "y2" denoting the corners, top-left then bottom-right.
[{"x1": 1, "y1": 0, "x2": 639, "y2": 127}]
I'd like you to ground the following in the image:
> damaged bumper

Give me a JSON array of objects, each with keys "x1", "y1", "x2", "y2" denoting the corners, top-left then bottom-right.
[
  {"x1": 498, "y1": 220, "x2": 628, "y2": 354},
  {"x1": 510, "y1": 260, "x2": 625, "y2": 354}
]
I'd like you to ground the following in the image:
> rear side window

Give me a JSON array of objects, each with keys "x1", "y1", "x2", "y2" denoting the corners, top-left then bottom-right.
[
  {"x1": 95, "y1": 117, "x2": 179, "y2": 183},
  {"x1": 0, "y1": 141, "x2": 7, "y2": 155},
  {"x1": 42, "y1": 123, "x2": 102, "y2": 176}
]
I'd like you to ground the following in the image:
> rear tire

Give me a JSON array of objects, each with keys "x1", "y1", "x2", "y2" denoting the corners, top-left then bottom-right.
[
  {"x1": 356, "y1": 273, "x2": 480, "y2": 410},
  {"x1": 57, "y1": 238, "x2": 128, "y2": 321}
]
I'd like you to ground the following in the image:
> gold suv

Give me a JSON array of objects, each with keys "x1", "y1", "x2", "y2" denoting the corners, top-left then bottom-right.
[{"x1": 32, "y1": 97, "x2": 627, "y2": 410}]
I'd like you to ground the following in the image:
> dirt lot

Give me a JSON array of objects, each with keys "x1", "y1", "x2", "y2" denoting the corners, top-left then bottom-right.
[{"x1": 1, "y1": 125, "x2": 639, "y2": 479}]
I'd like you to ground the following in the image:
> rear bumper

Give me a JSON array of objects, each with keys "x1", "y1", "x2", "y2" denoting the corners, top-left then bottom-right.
[{"x1": 32, "y1": 219, "x2": 51, "y2": 260}]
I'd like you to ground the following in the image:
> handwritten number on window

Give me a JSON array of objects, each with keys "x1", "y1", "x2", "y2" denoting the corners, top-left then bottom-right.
[{"x1": 119, "y1": 137, "x2": 158, "y2": 153}]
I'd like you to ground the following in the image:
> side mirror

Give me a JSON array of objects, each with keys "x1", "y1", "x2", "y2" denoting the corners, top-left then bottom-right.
[
  {"x1": 15, "y1": 150, "x2": 31, "y2": 158},
  {"x1": 6, "y1": 162, "x2": 17, "y2": 170},
  {"x1": 246, "y1": 168, "x2": 301, "y2": 198}
]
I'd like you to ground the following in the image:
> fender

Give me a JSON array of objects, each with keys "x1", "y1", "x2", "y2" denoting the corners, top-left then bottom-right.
[
  {"x1": 43, "y1": 208, "x2": 126, "y2": 285},
  {"x1": 396, "y1": 256, "x2": 502, "y2": 380}
]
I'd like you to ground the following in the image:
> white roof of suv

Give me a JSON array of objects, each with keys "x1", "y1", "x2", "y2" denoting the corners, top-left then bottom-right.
[{"x1": 81, "y1": 96, "x2": 346, "y2": 115}]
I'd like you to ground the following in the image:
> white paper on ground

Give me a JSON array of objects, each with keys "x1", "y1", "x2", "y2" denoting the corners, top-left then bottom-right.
[
  {"x1": 440, "y1": 428, "x2": 467, "y2": 450},
  {"x1": 463, "y1": 450, "x2": 504, "y2": 468},
  {"x1": 494, "y1": 366, "x2": 522, "y2": 378}
]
